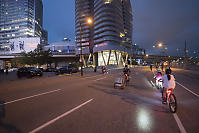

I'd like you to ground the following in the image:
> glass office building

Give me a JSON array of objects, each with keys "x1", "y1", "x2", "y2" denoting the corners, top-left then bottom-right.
[
  {"x1": 75, "y1": 0, "x2": 133, "y2": 66},
  {"x1": 0, "y1": 0, "x2": 45, "y2": 52}
]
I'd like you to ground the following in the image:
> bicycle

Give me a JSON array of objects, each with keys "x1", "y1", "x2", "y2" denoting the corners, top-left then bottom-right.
[
  {"x1": 156, "y1": 79, "x2": 163, "y2": 89},
  {"x1": 124, "y1": 73, "x2": 129, "y2": 86},
  {"x1": 165, "y1": 88, "x2": 177, "y2": 113}
]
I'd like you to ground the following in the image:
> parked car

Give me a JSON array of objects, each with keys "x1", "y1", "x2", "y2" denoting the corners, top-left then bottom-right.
[
  {"x1": 17, "y1": 67, "x2": 43, "y2": 78},
  {"x1": 38, "y1": 68, "x2": 44, "y2": 72},
  {"x1": 0, "y1": 69, "x2": 4, "y2": 73},
  {"x1": 56, "y1": 66, "x2": 71, "y2": 74},
  {"x1": 68, "y1": 65, "x2": 78, "y2": 73},
  {"x1": 56, "y1": 65, "x2": 78, "y2": 75},
  {"x1": 45, "y1": 68, "x2": 56, "y2": 72}
]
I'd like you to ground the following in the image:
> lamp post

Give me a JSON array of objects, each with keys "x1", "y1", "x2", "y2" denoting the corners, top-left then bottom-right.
[
  {"x1": 157, "y1": 43, "x2": 167, "y2": 57},
  {"x1": 86, "y1": 18, "x2": 94, "y2": 69},
  {"x1": 79, "y1": 21, "x2": 83, "y2": 76},
  {"x1": 153, "y1": 42, "x2": 168, "y2": 68},
  {"x1": 87, "y1": 18, "x2": 92, "y2": 25},
  {"x1": 79, "y1": 17, "x2": 93, "y2": 76}
]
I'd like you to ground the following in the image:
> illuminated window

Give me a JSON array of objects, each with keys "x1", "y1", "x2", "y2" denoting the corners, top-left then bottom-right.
[
  {"x1": 105, "y1": 0, "x2": 112, "y2": 4},
  {"x1": 120, "y1": 33, "x2": 125, "y2": 37},
  {"x1": 19, "y1": 28, "x2": 28, "y2": 32}
]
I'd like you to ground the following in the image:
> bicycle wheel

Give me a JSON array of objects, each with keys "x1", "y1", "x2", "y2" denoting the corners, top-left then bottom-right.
[{"x1": 169, "y1": 94, "x2": 177, "y2": 113}]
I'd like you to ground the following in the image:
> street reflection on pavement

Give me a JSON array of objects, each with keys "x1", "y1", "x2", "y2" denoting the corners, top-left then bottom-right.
[{"x1": 137, "y1": 107, "x2": 152, "y2": 131}]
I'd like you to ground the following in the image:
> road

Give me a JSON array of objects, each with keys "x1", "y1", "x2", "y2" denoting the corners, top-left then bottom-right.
[{"x1": 0, "y1": 66, "x2": 198, "y2": 133}]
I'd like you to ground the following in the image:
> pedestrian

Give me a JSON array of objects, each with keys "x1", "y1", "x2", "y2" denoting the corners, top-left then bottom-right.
[
  {"x1": 161, "y1": 64, "x2": 164, "y2": 72},
  {"x1": 5, "y1": 67, "x2": 8, "y2": 75},
  {"x1": 94, "y1": 66, "x2": 97, "y2": 72},
  {"x1": 150, "y1": 64, "x2": 152, "y2": 71}
]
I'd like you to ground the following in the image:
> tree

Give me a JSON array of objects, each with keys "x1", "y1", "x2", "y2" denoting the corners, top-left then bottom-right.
[{"x1": 11, "y1": 45, "x2": 53, "y2": 67}]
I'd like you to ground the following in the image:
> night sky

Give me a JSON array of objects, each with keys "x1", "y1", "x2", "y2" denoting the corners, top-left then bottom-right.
[{"x1": 43, "y1": 0, "x2": 199, "y2": 57}]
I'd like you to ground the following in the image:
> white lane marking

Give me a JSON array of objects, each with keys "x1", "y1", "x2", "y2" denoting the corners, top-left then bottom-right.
[
  {"x1": 176, "y1": 81, "x2": 199, "y2": 98},
  {"x1": 173, "y1": 113, "x2": 187, "y2": 133},
  {"x1": 150, "y1": 80, "x2": 155, "y2": 87},
  {"x1": 3, "y1": 89, "x2": 61, "y2": 105},
  {"x1": 94, "y1": 77, "x2": 107, "y2": 81},
  {"x1": 29, "y1": 98, "x2": 94, "y2": 133}
]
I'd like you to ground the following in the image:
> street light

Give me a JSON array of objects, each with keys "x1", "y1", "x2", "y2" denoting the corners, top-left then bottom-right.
[
  {"x1": 79, "y1": 17, "x2": 93, "y2": 76},
  {"x1": 87, "y1": 18, "x2": 93, "y2": 24},
  {"x1": 157, "y1": 43, "x2": 167, "y2": 57},
  {"x1": 158, "y1": 43, "x2": 163, "y2": 47}
]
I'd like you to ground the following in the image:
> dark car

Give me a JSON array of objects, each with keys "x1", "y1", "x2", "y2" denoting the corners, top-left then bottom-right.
[
  {"x1": 45, "y1": 68, "x2": 56, "y2": 72},
  {"x1": 56, "y1": 66, "x2": 71, "y2": 75},
  {"x1": 56, "y1": 65, "x2": 78, "y2": 75},
  {"x1": 68, "y1": 65, "x2": 78, "y2": 73},
  {"x1": 17, "y1": 67, "x2": 43, "y2": 78},
  {"x1": 0, "y1": 69, "x2": 4, "y2": 73},
  {"x1": 38, "y1": 68, "x2": 44, "y2": 72}
]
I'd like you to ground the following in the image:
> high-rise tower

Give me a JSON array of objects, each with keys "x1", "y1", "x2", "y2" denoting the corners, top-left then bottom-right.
[
  {"x1": 75, "y1": 0, "x2": 133, "y2": 66},
  {"x1": 0, "y1": 0, "x2": 46, "y2": 52}
]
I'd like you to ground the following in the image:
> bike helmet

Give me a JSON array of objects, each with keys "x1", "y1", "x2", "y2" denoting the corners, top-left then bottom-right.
[{"x1": 165, "y1": 69, "x2": 172, "y2": 74}]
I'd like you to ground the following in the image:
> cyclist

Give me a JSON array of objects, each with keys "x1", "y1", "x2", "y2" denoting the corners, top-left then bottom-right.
[
  {"x1": 102, "y1": 66, "x2": 107, "y2": 74},
  {"x1": 123, "y1": 65, "x2": 131, "y2": 80},
  {"x1": 162, "y1": 69, "x2": 176, "y2": 104},
  {"x1": 155, "y1": 70, "x2": 162, "y2": 88}
]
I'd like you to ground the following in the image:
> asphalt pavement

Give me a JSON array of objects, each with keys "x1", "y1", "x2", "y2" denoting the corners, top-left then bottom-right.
[{"x1": 0, "y1": 66, "x2": 198, "y2": 133}]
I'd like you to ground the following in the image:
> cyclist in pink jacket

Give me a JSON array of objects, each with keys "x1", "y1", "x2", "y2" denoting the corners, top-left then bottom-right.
[{"x1": 162, "y1": 69, "x2": 176, "y2": 104}]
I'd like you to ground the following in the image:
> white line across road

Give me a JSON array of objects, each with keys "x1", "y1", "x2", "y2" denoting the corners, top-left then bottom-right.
[
  {"x1": 176, "y1": 81, "x2": 199, "y2": 98},
  {"x1": 173, "y1": 114, "x2": 187, "y2": 133},
  {"x1": 2, "y1": 89, "x2": 61, "y2": 105},
  {"x1": 29, "y1": 98, "x2": 94, "y2": 133}
]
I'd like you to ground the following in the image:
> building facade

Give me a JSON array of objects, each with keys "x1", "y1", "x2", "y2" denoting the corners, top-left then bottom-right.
[
  {"x1": 0, "y1": 0, "x2": 46, "y2": 53},
  {"x1": 75, "y1": 0, "x2": 133, "y2": 66},
  {"x1": 44, "y1": 39, "x2": 76, "y2": 55}
]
